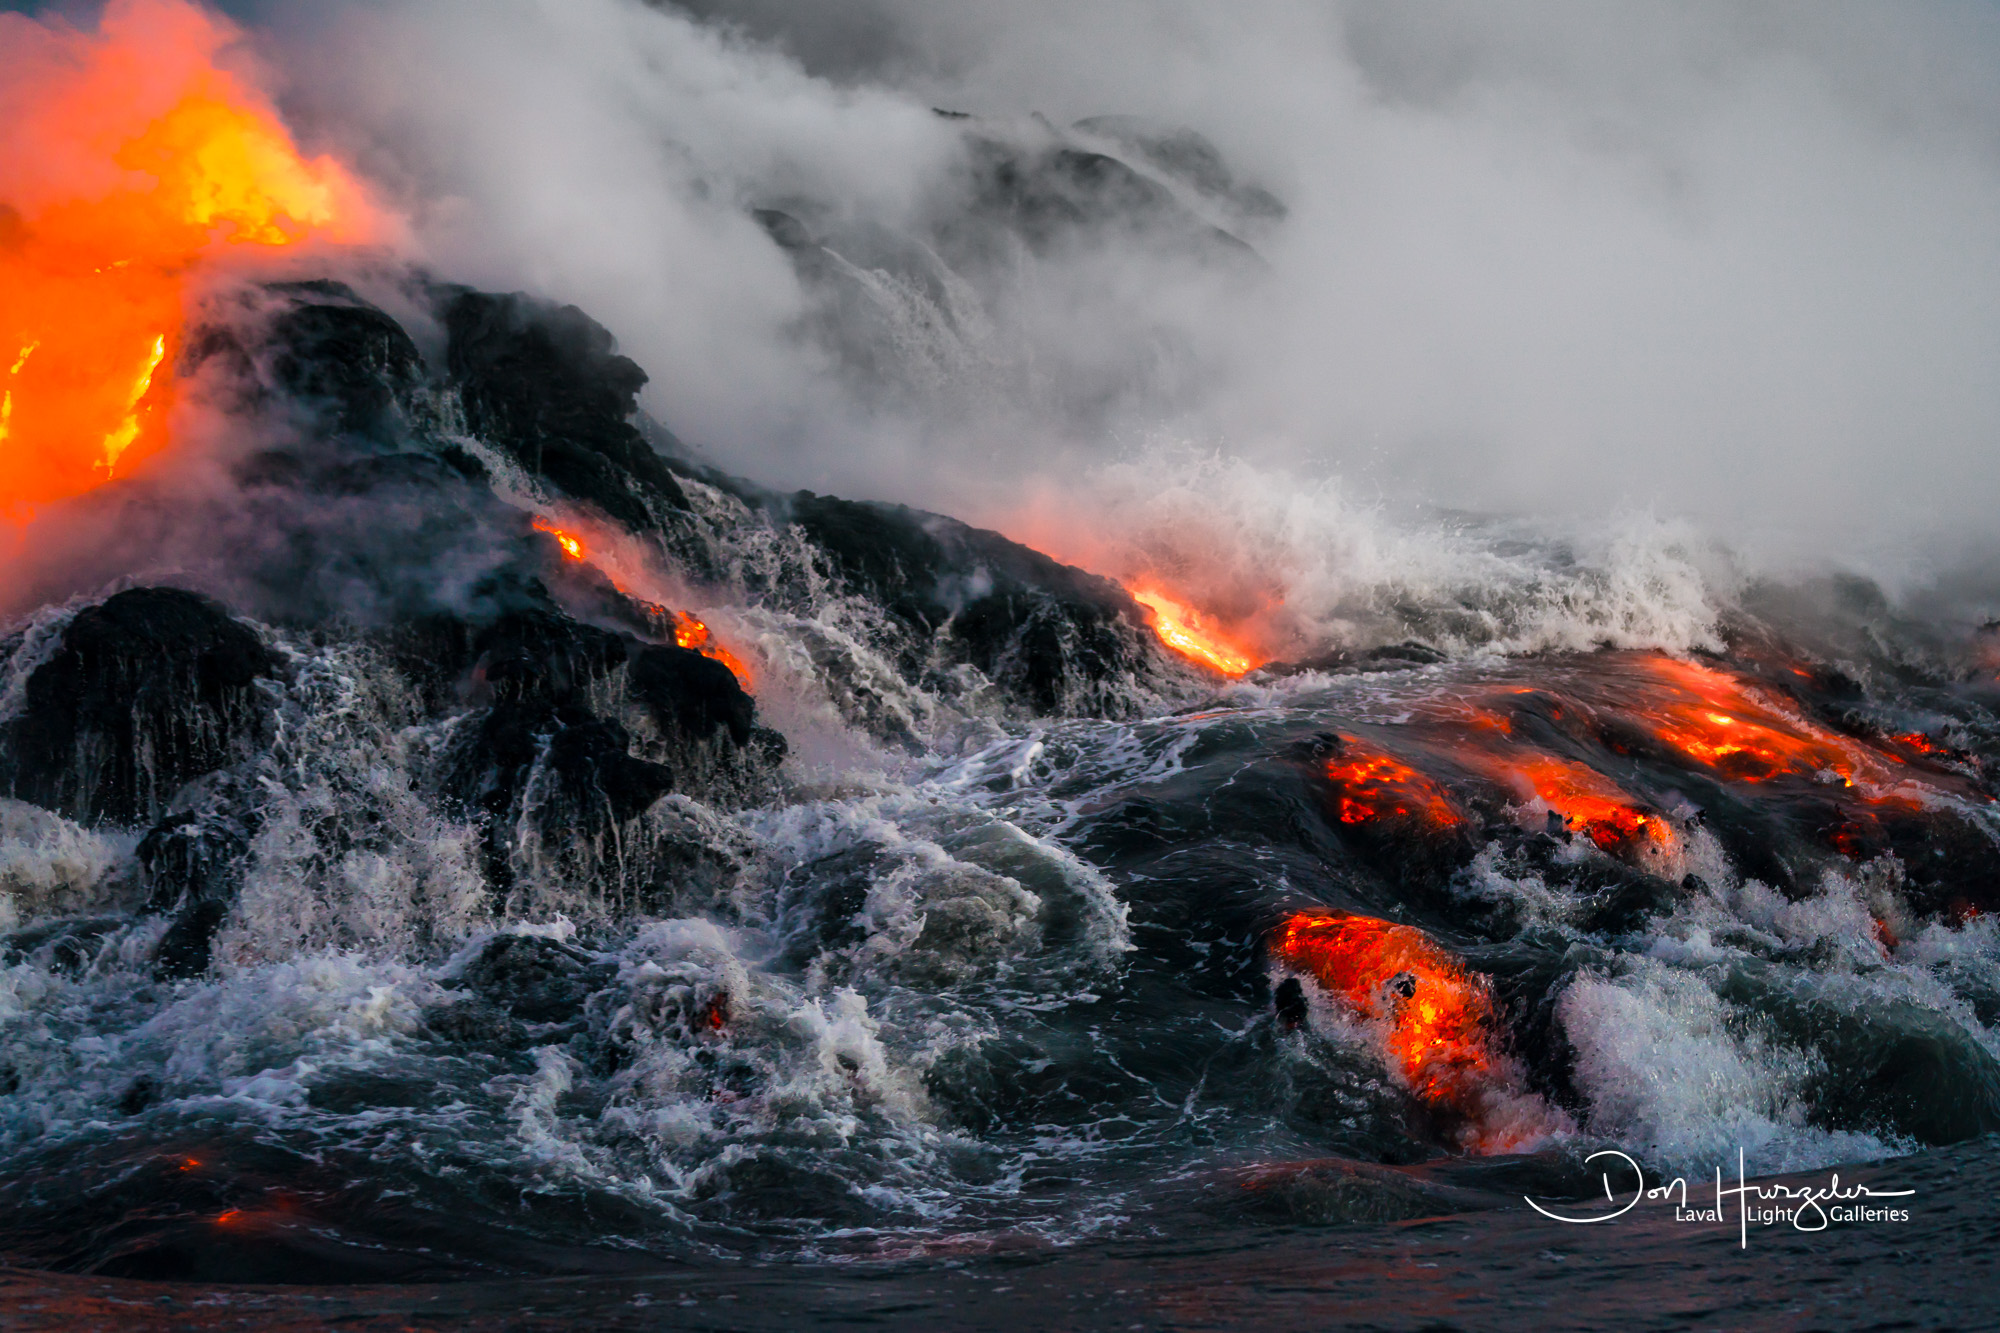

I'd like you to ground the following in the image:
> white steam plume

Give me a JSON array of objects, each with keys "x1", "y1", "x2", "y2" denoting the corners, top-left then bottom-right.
[{"x1": 244, "y1": 0, "x2": 2000, "y2": 599}]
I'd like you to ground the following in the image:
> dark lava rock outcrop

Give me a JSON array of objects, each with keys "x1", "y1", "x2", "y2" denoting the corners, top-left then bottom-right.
[{"x1": 2, "y1": 588, "x2": 280, "y2": 826}]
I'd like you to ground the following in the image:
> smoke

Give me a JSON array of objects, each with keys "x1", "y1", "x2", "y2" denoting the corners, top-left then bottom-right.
[
  {"x1": 13, "y1": 0, "x2": 2000, "y2": 645},
  {"x1": 214, "y1": 0, "x2": 1998, "y2": 557}
]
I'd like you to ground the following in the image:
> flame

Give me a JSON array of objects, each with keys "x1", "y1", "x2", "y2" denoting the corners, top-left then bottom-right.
[
  {"x1": 1130, "y1": 585, "x2": 1262, "y2": 677},
  {"x1": 0, "y1": 0, "x2": 381, "y2": 510},
  {"x1": 1271, "y1": 911, "x2": 1498, "y2": 1114}
]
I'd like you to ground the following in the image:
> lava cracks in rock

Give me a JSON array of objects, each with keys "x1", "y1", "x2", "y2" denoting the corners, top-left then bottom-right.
[{"x1": 1305, "y1": 651, "x2": 1997, "y2": 913}]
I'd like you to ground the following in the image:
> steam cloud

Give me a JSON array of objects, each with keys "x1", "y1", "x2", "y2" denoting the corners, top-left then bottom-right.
[{"x1": 14, "y1": 0, "x2": 1979, "y2": 637}]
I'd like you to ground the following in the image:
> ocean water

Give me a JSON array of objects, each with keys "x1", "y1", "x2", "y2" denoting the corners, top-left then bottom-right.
[{"x1": 2, "y1": 478, "x2": 1996, "y2": 1328}]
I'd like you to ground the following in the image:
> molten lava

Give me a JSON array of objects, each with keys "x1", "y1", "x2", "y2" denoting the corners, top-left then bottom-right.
[
  {"x1": 1477, "y1": 751, "x2": 1671, "y2": 858},
  {"x1": 0, "y1": 0, "x2": 380, "y2": 510},
  {"x1": 1627, "y1": 657, "x2": 1916, "y2": 800},
  {"x1": 534, "y1": 516, "x2": 588, "y2": 562},
  {"x1": 534, "y1": 514, "x2": 754, "y2": 688},
  {"x1": 1129, "y1": 585, "x2": 1262, "y2": 678},
  {"x1": 671, "y1": 611, "x2": 754, "y2": 688},
  {"x1": 1321, "y1": 739, "x2": 1463, "y2": 831},
  {"x1": 1270, "y1": 911, "x2": 1498, "y2": 1115}
]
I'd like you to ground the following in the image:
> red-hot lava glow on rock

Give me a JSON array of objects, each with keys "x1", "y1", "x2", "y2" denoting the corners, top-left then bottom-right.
[
  {"x1": 1128, "y1": 585, "x2": 1263, "y2": 678},
  {"x1": 1459, "y1": 747, "x2": 1673, "y2": 859},
  {"x1": 1322, "y1": 739, "x2": 1463, "y2": 831},
  {"x1": 0, "y1": 0, "x2": 382, "y2": 512},
  {"x1": 670, "y1": 612, "x2": 754, "y2": 688},
  {"x1": 534, "y1": 514, "x2": 754, "y2": 688},
  {"x1": 533, "y1": 516, "x2": 587, "y2": 562},
  {"x1": 1271, "y1": 911, "x2": 1498, "y2": 1115},
  {"x1": 1624, "y1": 656, "x2": 1922, "y2": 803}
]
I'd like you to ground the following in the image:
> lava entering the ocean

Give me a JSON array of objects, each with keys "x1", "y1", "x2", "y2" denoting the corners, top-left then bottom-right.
[
  {"x1": 1625, "y1": 656, "x2": 1911, "y2": 794},
  {"x1": 1271, "y1": 911, "x2": 1500, "y2": 1116},
  {"x1": 1321, "y1": 738, "x2": 1464, "y2": 832},
  {"x1": 1128, "y1": 585, "x2": 1263, "y2": 677},
  {"x1": 534, "y1": 514, "x2": 753, "y2": 687},
  {"x1": 0, "y1": 0, "x2": 381, "y2": 512}
]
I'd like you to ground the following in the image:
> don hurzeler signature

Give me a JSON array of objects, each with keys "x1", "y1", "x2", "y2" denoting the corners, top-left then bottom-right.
[{"x1": 1525, "y1": 1149, "x2": 1914, "y2": 1248}]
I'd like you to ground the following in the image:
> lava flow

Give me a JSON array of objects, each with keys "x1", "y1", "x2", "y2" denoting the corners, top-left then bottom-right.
[
  {"x1": 0, "y1": 0, "x2": 380, "y2": 511},
  {"x1": 1321, "y1": 736, "x2": 1463, "y2": 832},
  {"x1": 1128, "y1": 585, "x2": 1263, "y2": 678},
  {"x1": 1626, "y1": 656, "x2": 1912, "y2": 794},
  {"x1": 534, "y1": 515, "x2": 753, "y2": 687},
  {"x1": 1270, "y1": 911, "x2": 1499, "y2": 1117}
]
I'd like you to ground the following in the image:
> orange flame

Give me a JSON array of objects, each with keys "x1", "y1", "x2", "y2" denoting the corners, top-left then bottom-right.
[
  {"x1": 1271, "y1": 911, "x2": 1498, "y2": 1115},
  {"x1": 0, "y1": 0, "x2": 381, "y2": 510},
  {"x1": 1129, "y1": 585, "x2": 1262, "y2": 677}
]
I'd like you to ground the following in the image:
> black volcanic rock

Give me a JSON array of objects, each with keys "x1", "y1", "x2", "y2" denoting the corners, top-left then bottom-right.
[
  {"x1": 629, "y1": 644, "x2": 756, "y2": 747},
  {"x1": 468, "y1": 609, "x2": 632, "y2": 708},
  {"x1": 966, "y1": 140, "x2": 1237, "y2": 253},
  {"x1": 441, "y1": 702, "x2": 677, "y2": 883},
  {"x1": 787, "y1": 492, "x2": 1162, "y2": 714},
  {"x1": 448, "y1": 933, "x2": 615, "y2": 1029},
  {"x1": 138, "y1": 805, "x2": 254, "y2": 979},
  {"x1": 441, "y1": 289, "x2": 690, "y2": 528},
  {"x1": 266, "y1": 282, "x2": 427, "y2": 440},
  {"x1": 435, "y1": 608, "x2": 768, "y2": 892},
  {"x1": 3, "y1": 589, "x2": 280, "y2": 826},
  {"x1": 1071, "y1": 116, "x2": 1288, "y2": 224}
]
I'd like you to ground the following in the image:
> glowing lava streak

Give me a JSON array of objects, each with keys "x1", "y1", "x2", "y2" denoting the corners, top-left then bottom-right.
[
  {"x1": 1129, "y1": 586, "x2": 1261, "y2": 677},
  {"x1": 1633, "y1": 656, "x2": 1913, "y2": 799},
  {"x1": 533, "y1": 515, "x2": 754, "y2": 688},
  {"x1": 0, "y1": 0, "x2": 382, "y2": 510},
  {"x1": 1270, "y1": 911, "x2": 1498, "y2": 1116},
  {"x1": 671, "y1": 612, "x2": 754, "y2": 689},
  {"x1": 534, "y1": 516, "x2": 587, "y2": 562}
]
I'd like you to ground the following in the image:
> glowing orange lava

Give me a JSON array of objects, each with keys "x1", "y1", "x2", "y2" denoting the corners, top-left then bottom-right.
[
  {"x1": 1630, "y1": 657, "x2": 1909, "y2": 796},
  {"x1": 1322, "y1": 740, "x2": 1462, "y2": 831},
  {"x1": 1891, "y1": 731, "x2": 1954, "y2": 761},
  {"x1": 1129, "y1": 585, "x2": 1262, "y2": 677},
  {"x1": 1482, "y1": 752, "x2": 1671, "y2": 858},
  {"x1": 1271, "y1": 911, "x2": 1497, "y2": 1114},
  {"x1": 533, "y1": 516, "x2": 587, "y2": 562},
  {"x1": 534, "y1": 513, "x2": 754, "y2": 688},
  {"x1": 0, "y1": 0, "x2": 380, "y2": 511},
  {"x1": 673, "y1": 611, "x2": 754, "y2": 688}
]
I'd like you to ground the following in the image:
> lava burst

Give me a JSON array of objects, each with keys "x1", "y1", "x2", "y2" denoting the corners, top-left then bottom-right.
[
  {"x1": 0, "y1": 0, "x2": 381, "y2": 511},
  {"x1": 1129, "y1": 585, "x2": 1263, "y2": 678}
]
